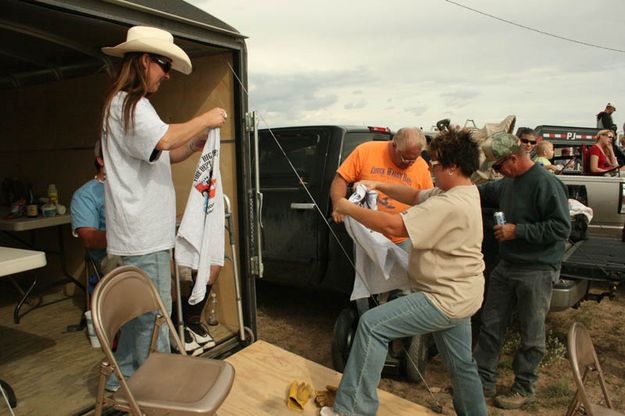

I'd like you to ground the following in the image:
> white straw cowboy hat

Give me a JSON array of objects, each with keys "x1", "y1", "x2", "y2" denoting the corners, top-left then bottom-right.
[{"x1": 102, "y1": 26, "x2": 192, "y2": 75}]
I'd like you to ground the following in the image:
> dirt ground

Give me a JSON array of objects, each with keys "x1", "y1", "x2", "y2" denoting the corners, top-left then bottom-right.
[{"x1": 255, "y1": 280, "x2": 625, "y2": 415}]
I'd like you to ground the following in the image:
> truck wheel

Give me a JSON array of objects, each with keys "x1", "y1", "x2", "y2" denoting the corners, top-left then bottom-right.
[
  {"x1": 405, "y1": 334, "x2": 428, "y2": 383},
  {"x1": 331, "y1": 307, "x2": 358, "y2": 372}
]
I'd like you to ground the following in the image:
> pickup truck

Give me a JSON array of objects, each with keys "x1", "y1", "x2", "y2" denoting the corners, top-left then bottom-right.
[
  {"x1": 535, "y1": 125, "x2": 625, "y2": 238},
  {"x1": 257, "y1": 125, "x2": 393, "y2": 293},
  {"x1": 258, "y1": 125, "x2": 433, "y2": 379},
  {"x1": 532, "y1": 125, "x2": 625, "y2": 311}
]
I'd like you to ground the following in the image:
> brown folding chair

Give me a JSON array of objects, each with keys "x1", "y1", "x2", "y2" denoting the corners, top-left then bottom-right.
[
  {"x1": 566, "y1": 322, "x2": 624, "y2": 416},
  {"x1": 91, "y1": 266, "x2": 235, "y2": 416}
]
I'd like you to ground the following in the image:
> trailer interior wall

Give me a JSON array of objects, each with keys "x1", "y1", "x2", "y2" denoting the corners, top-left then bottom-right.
[{"x1": 0, "y1": 54, "x2": 242, "y2": 332}]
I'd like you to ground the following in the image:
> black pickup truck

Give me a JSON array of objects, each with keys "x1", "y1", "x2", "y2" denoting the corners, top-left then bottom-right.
[
  {"x1": 257, "y1": 125, "x2": 433, "y2": 380},
  {"x1": 257, "y1": 125, "x2": 393, "y2": 293}
]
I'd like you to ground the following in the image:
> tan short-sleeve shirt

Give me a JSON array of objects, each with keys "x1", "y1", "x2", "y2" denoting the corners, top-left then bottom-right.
[{"x1": 401, "y1": 185, "x2": 485, "y2": 318}]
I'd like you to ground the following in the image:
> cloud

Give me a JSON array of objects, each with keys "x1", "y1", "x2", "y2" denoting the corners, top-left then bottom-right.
[
  {"x1": 249, "y1": 67, "x2": 376, "y2": 120},
  {"x1": 344, "y1": 100, "x2": 367, "y2": 110},
  {"x1": 189, "y1": 0, "x2": 625, "y2": 131},
  {"x1": 405, "y1": 105, "x2": 428, "y2": 117},
  {"x1": 440, "y1": 90, "x2": 480, "y2": 108}
]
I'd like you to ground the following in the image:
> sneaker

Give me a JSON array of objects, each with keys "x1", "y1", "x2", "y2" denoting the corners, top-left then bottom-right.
[
  {"x1": 190, "y1": 345, "x2": 205, "y2": 357},
  {"x1": 187, "y1": 322, "x2": 216, "y2": 348},
  {"x1": 320, "y1": 407, "x2": 345, "y2": 416},
  {"x1": 184, "y1": 327, "x2": 202, "y2": 352},
  {"x1": 494, "y1": 391, "x2": 533, "y2": 409}
]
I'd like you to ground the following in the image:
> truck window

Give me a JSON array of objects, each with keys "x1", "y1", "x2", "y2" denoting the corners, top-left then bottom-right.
[
  {"x1": 259, "y1": 131, "x2": 329, "y2": 187},
  {"x1": 341, "y1": 132, "x2": 391, "y2": 164},
  {"x1": 567, "y1": 184, "x2": 589, "y2": 206}
]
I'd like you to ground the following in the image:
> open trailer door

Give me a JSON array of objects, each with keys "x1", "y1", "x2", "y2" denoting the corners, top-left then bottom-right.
[{"x1": 0, "y1": 0, "x2": 257, "y2": 356}]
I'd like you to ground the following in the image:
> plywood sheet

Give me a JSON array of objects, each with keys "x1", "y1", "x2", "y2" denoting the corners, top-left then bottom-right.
[{"x1": 221, "y1": 340, "x2": 436, "y2": 416}]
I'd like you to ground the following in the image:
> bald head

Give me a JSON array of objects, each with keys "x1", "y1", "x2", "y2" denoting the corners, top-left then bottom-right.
[{"x1": 393, "y1": 127, "x2": 426, "y2": 151}]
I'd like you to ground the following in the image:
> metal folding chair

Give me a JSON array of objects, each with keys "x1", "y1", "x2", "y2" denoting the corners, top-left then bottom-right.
[{"x1": 91, "y1": 266, "x2": 235, "y2": 416}]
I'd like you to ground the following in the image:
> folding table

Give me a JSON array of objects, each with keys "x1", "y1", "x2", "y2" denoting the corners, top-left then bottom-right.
[{"x1": 0, "y1": 246, "x2": 47, "y2": 412}]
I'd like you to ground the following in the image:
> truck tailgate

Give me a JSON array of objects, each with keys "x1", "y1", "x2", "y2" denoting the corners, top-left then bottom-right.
[{"x1": 561, "y1": 237, "x2": 625, "y2": 282}]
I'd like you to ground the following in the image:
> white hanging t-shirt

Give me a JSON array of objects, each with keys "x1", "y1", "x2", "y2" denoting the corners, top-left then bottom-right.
[
  {"x1": 102, "y1": 92, "x2": 175, "y2": 256},
  {"x1": 175, "y1": 129, "x2": 225, "y2": 305}
]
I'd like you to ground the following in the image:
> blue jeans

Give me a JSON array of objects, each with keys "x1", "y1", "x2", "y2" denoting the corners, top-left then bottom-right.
[
  {"x1": 106, "y1": 250, "x2": 172, "y2": 390},
  {"x1": 334, "y1": 292, "x2": 487, "y2": 416},
  {"x1": 473, "y1": 261, "x2": 558, "y2": 396}
]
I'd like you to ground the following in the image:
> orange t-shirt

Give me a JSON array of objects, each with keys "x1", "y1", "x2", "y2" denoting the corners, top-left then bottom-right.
[{"x1": 337, "y1": 141, "x2": 433, "y2": 243}]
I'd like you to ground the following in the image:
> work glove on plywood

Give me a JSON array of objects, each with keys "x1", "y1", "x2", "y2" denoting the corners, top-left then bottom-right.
[{"x1": 287, "y1": 381, "x2": 313, "y2": 412}]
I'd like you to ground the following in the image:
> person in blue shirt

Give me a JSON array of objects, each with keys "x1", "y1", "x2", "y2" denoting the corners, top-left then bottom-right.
[{"x1": 71, "y1": 140, "x2": 107, "y2": 271}]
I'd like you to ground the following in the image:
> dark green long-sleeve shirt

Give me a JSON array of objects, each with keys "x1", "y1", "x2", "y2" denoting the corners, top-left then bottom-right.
[{"x1": 478, "y1": 164, "x2": 571, "y2": 270}]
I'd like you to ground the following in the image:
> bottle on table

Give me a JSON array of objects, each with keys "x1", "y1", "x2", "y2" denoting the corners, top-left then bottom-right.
[
  {"x1": 207, "y1": 292, "x2": 219, "y2": 326},
  {"x1": 48, "y1": 184, "x2": 58, "y2": 205}
]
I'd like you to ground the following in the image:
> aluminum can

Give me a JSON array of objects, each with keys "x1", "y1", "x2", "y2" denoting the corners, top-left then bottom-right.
[
  {"x1": 366, "y1": 190, "x2": 378, "y2": 210},
  {"x1": 494, "y1": 211, "x2": 506, "y2": 225}
]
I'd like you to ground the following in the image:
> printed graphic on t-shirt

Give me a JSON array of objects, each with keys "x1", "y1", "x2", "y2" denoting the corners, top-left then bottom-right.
[
  {"x1": 193, "y1": 149, "x2": 219, "y2": 214},
  {"x1": 369, "y1": 166, "x2": 414, "y2": 186}
]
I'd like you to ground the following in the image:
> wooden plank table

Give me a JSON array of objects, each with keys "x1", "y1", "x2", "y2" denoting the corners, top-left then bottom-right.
[{"x1": 221, "y1": 340, "x2": 437, "y2": 416}]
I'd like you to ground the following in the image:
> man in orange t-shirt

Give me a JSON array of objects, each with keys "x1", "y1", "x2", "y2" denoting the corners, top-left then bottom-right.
[{"x1": 330, "y1": 127, "x2": 433, "y2": 249}]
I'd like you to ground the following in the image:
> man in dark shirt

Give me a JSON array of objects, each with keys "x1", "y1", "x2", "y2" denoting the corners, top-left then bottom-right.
[{"x1": 473, "y1": 132, "x2": 571, "y2": 409}]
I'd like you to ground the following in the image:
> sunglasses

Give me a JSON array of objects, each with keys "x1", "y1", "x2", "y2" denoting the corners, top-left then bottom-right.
[
  {"x1": 149, "y1": 54, "x2": 172, "y2": 74},
  {"x1": 602, "y1": 134, "x2": 615, "y2": 139},
  {"x1": 428, "y1": 160, "x2": 440, "y2": 169},
  {"x1": 520, "y1": 138, "x2": 537, "y2": 145},
  {"x1": 492, "y1": 155, "x2": 512, "y2": 172},
  {"x1": 397, "y1": 150, "x2": 418, "y2": 164}
]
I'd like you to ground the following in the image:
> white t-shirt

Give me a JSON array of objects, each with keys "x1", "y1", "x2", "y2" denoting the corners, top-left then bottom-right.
[
  {"x1": 102, "y1": 92, "x2": 175, "y2": 256},
  {"x1": 401, "y1": 185, "x2": 485, "y2": 319}
]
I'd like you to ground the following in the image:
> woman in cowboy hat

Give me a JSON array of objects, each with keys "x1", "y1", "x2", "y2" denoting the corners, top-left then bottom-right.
[{"x1": 99, "y1": 26, "x2": 227, "y2": 391}]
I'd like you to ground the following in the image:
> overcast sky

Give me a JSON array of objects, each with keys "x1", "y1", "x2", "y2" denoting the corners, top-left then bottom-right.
[{"x1": 187, "y1": 0, "x2": 625, "y2": 133}]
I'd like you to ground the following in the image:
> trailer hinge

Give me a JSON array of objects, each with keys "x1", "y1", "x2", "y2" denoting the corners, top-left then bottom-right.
[
  {"x1": 250, "y1": 256, "x2": 263, "y2": 278},
  {"x1": 245, "y1": 112, "x2": 257, "y2": 133}
]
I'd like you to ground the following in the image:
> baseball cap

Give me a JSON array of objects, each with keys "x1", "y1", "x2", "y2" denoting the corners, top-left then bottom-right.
[
  {"x1": 481, "y1": 132, "x2": 521, "y2": 166},
  {"x1": 607, "y1": 102, "x2": 616, "y2": 111}
]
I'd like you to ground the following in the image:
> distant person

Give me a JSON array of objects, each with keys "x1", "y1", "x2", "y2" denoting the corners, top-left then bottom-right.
[
  {"x1": 515, "y1": 127, "x2": 538, "y2": 157},
  {"x1": 330, "y1": 127, "x2": 433, "y2": 250},
  {"x1": 70, "y1": 140, "x2": 120, "y2": 274},
  {"x1": 533, "y1": 141, "x2": 558, "y2": 173},
  {"x1": 596, "y1": 102, "x2": 616, "y2": 131},
  {"x1": 586, "y1": 129, "x2": 619, "y2": 175},
  {"x1": 474, "y1": 132, "x2": 570, "y2": 410}
]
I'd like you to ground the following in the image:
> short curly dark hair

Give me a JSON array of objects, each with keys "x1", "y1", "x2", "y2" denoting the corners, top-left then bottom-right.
[{"x1": 429, "y1": 128, "x2": 479, "y2": 177}]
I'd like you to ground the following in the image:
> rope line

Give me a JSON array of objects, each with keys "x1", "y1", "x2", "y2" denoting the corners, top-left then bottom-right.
[
  {"x1": 227, "y1": 61, "x2": 442, "y2": 409},
  {"x1": 444, "y1": 0, "x2": 625, "y2": 53}
]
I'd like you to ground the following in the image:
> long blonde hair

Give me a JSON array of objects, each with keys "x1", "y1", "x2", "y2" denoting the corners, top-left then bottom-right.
[
  {"x1": 101, "y1": 52, "x2": 150, "y2": 136},
  {"x1": 595, "y1": 129, "x2": 615, "y2": 150}
]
